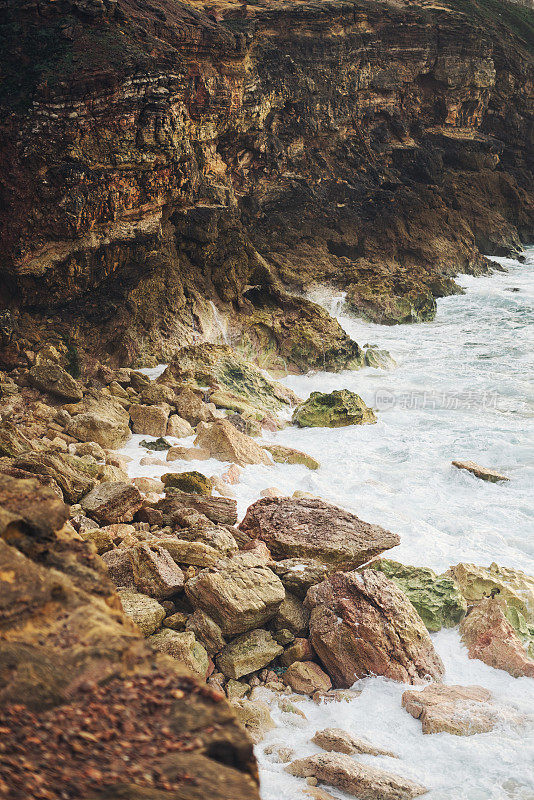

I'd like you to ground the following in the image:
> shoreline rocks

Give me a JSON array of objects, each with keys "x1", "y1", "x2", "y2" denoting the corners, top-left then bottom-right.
[{"x1": 293, "y1": 389, "x2": 377, "y2": 428}]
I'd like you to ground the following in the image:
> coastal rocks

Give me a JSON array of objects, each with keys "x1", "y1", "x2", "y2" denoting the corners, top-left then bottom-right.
[
  {"x1": 129, "y1": 403, "x2": 170, "y2": 437},
  {"x1": 160, "y1": 344, "x2": 298, "y2": 415},
  {"x1": 13, "y1": 451, "x2": 98, "y2": 504},
  {"x1": 155, "y1": 525, "x2": 238, "y2": 568},
  {"x1": 370, "y1": 560, "x2": 467, "y2": 631},
  {"x1": 161, "y1": 471, "x2": 212, "y2": 496},
  {"x1": 157, "y1": 492, "x2": 238, "y2": 526},
  {"x1": 103, "y1": 543, "x2": 184, "y2": 598},
  {"x1": 186, "y1": 609, "x2": 227, "y2": 655},
  {"x1": 286, "y1": 753, "x2": 427, "y2": 799},
  {"x1": 262, "y1": 444, "x2": 320, "y2": 470},
  {"x1": 148, "y1": 630, "x2": 209, "y2": 678},
  {"x1": 283, "y1": 662, "x2": 332, "y2": 695},
  {"x1": 448, "y1": 562, "x2": 534, "y2": 651},
  {"x1": 67, "y1": 409, "x2": 130, "y2": 449},
  {"x1": 346, "y1": 283, "x2": 437, "y2": 326},
  {"x1": 311, "y1": 729, "x2": 398, "y2": 758},
  {"x1": 271, "y1": 558, "x2": 329, "y2": 599},
  {"x1": 0, "y1": 422, "x2": 35, "y2": 457},
  {"x1": 231, "y1": 698, "x2": 276, "y2": 744},
  {"x1": 275, "y1": 592, "x2": 310, "y2": 635},
  {"x1": 460, "y1": 597, "x2": 534, "y2": 678},
  {"x1": 140, "y1": 437, "x2": 170, "y2": 451},
  {"x1": 281, "y1": 638, "x2": 315, "y2": 667},
  {"x1": 195, "y1": 419, "x2": 272, "y2": 466},
  {"x1": 306, "y1": 570, "x2": 445, "y2": 687},
  {"x1": 452, "y1": 460, "x2": 510, "y2": 482},
  {"x1": 166, "y1": 445, "x2": 210, "y2": 462},
  {"x1": 166, "y1": 414, "x2": 195, "y2": 438},
  {"x1": 118, "y1": 589, "x2": 166, "y2": 636},
  {"x1": 239, "y1": 497, "x2": 399, "y2": 569},
  {"x1": 364, "y1": 346, "x2": 397, "y2": 370},
  {"x1": 80, "y1": 482, "x2": 143, "y2": 524},
  {"x1": 217, "y1": 629, "x2": 283, "y2": 679},
  {"x1": 28, "y1": 363, "x2": 82, "y2": 402},
  {"x1": 401, "y1": 684, "x2": 498, "y2": 735},
  {"x1": 292, "y1": 390, "x2": 376, "y2": 428},
  {"x1": 174, "y1": 388, "x2": 220, "y2": 426},
  {"x1": 185, "y1": 555, "x2": 286, "y2": 636}
]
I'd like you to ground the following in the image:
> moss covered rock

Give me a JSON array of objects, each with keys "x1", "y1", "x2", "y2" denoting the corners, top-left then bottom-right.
[
  {"x1": 448, "y1": 562, "x2": 534, "y2": 655},
  {"x1": 346, "y1": 283, "x2": 437, "y2": 325},
  {"x1": 262, "y1": 444, "x2": 320, "y2": 470},
  {"x1": 364, "y1": 346, "x2": 396, "y2": 369},
  {"x1": 370, "y1": 559, "x2": 467, "y2": 631},
  {"x1": 292, "y1": 390, "x2": 376, "y2": 428},
  {"x1": 161, "y1": 471, "x2": 213, "y2": 496}
]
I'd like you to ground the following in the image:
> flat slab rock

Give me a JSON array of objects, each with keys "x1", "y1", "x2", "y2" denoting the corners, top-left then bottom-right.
[
  {"x1": 306, "y1": 570, "x2": 444, "y2": 687},
  {"x1": 402, "y1": 684, "x2": 500, "y2": 736},
  {"x1": 452, "y1": 460, "x2": 509, "y2": 482},
  {"x1": 312, "y1": 728, "x2": 398, "y2": 758},
  {"x1": 286, "y1": 753, "x2": 427, "y2": 799},
  {"x1": 239, "y1": 497, "x2": 399, "y2": 569}
]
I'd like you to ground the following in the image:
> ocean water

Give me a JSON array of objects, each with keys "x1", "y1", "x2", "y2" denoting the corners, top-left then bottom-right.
[{"x1": 123, "y1": 249, "x2": 534, "y2": 799}]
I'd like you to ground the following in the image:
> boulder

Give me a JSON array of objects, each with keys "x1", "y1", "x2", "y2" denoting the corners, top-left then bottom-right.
[
  {"x1": 448, "y1": 562, "x2": 534, "y2": 652},
  {"x1": 132, "y1": 476, "x2": 164, "y2": 494},
  {"x1": 370, "y1": 559, "x2": 467, "y2": 631},
  {"x1": 217, "y1": 629, "x2": 283, "y2": 679},
  {"x1": 274, "y1": 592, "x2": 310, "y2": 635},
  {"x1": 283, "y1": 662, "x2": 332, "y2": 695},
  {"x1": 0, "y1": 422, "x2": 35, "y2": 457},
  {"x1": 148, "y1": 630, "x2": 209, "y2": 678},
  {"x1": 271, "y1": 558, "x2": 329, "y2": 599},
  {"x1": 130, "y1": 543, "x2": 185, "y2": 599},
  {"x1": 173, "y1": 387, "x2": 220, "y2": 426},
  {"x1": 13, "y1": 451, "x2": 99, "y2": 504},
  {"x1": 28, "y1": 363, "x2": 82, "y2": 402},
  {"x1": 293, "y1": 390, "x2": 376, "y2": 428},
  {"x1": 101, "y1": 547, "x2": 135, "y2": 587},
  {"x1": 0, "y1": 474, "x2": 69, "y2": 547},
  {"x1": 81, "y1": 482, "x2": 143, "y2": 525},
  {"x1": 152, "y1": 525, "x2": 237, "y2": 567},
  {"x1": 186, "y1": 609, "x2": 227, "y2": 655},
  {"x1": 239, "y1": 497, "x2": 399, "y2": 569},
  {"x1": 138, "y1": 384, "x2": 177, "y2": 406},
  {"x1": 166, "y1": 414, "x2": 195, "y2": 438},
  {"x1": 281, "y1": 638, "x2": 315, "y2": 667},
  {"x1": 286, "y1": 753, "x2": 427, "y2": 799},
  {"x1": 117, "y1": 589, "x2": 166, "y2": 636},
  {"x1": 231, "y1": 697, "x2": 276, "y2": 744},
  {"x1": 364, "y1": 346, "x2": 396, "y2": 369},
  {"x1": 166, "y1": 445, "x2": 210, "y2": 461},
  {"x1": 346, "y1": 282, "x2": 437, "y2": 325},
  {"x1": 311, "y1": 728, "x2": 398, "y2": 758},
  {"x1": 129, "y1": 403, "x2": 170, "y2": 437},
  {"x1": 140, "y1": 437, "x2": 170, "y2": 451},
  {"x1": 452, "y1": 460, "x2": 509, "y2": 482},
  {"x1": 157, "y1": 491, "x2": 238, "y2": 525},
  {"x1": 67, "y1": 410, "x2": 130, "y2": 449},
  {"x1": 306, "y1": 570, "x2": 445, "y2": 687},
  {"x1": 402, "y1": 684, "x2": 499, "y2": 735},
  {"x1": 161, "y1": 471, "x2": 213, "y2": 496},
  {"x1": 460, "y1": 597, "x2": 534, "y2": 678},
  {"x1": 195, "y1": 419, "x2": 272, "y2": 467},
  {"x1": 262, "y1": 444, "x2": 320, "y2": 470},
  {"x1": 185, "y1": 555, "x2": 285, "y2": 636}
]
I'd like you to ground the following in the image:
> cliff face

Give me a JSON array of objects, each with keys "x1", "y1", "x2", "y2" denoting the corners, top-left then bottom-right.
[{"x1": 0, "y1": 0, "x2": 533, "y2": 363}]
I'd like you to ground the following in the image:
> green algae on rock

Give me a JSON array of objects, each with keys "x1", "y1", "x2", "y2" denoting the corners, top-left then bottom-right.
[
  {"x1": 370, "y1": 559, "x2": 467, "y2": 632},
  {"x1": 346, "y1": 283, "x2": 437, "y2": 325},
  {"x1": 292, "y1": 390, "x2": 376, "y2": 428},
  {"x1": 262, "y1": 444, "x2": 320, "y2": 470},
  {"x1": 161, "y1": 471, "x2": 213, "y2": 496},
  {"x1": 364, "y1": 346, "x2": 397, "y2": 370}
]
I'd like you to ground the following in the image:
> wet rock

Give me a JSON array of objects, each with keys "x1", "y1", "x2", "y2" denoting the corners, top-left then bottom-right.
[
  {"x1": 166, "y1": 414, "x2": 195, "y2": 438},
  {"x1": 311, "y1": 728, "x2": 398, "y2": 758},
  {"x1": 129, "y1": 403, "x2": 170, "y2": 437},
  {"x1": 162, "y1": 471, "x2": 213, "y2": 496},
  {"x1": 186, "y1": 609, "x2": 227, "y2": 655},
  {"x1": 148, "y1": 629, "x2": 209, "y2": 678},
  {"x1": 262, "y1": 444, "x2": 320, "y2": 470},
  {"x1": 81, "y1": 482, "x2": 143, "y2": 524},
  {"x1": 0, "y1": 422, "x2": 35, "y2": 457},
  {"x1": 13, "y1": 451, "x2": 99, "y2": 504},
  {"x1": 157, "y1": 491, "x2": 238, "y2": 525},
  {"x1": 306, "y1": 570, "x2": 445, "y2": 687},
  {"x1": 293, "y1": 390, "x2": 376, "y2": 428},
  {"x1": 448, "y1": 562, "x2": 534, "y2": 652},
  {"x1": 28, "y1": 363, "x2": 83, "y2": 402},
  {"x1": 460, "y1": 597, "x2": 534, "y2": 678},
  {"x1": 312, "y1": 689, "x2": 362, "y2": 704},
  {"x1": 217, "y1": 628, "x2": 283, "y2": 679},
  {"x1": 274, "y1": 592, "x2": 310, "y2": 635},
  {"x1": 346, "y1": 283, "x2": 437, "y2": 325},
  {"x1": 174, "y1": 387, "x2": 221, "y2": 426},
  {"x1": 132, "y1": 476, "x2": 164, "y2": 494},
  {"x1": 195, "y1": 419, "x2": 272, "y2": 466},
  {"x1": 231, "y1": 697, "x2": 276, "y2": 744},
  {"x1": 166, "y1": 445, "x2": 211, "y2": 461},
  {"x1": 452, "y1": 460, "x2": 509, "y2": 482},
  {"x1": 118, "y1": 589, "x2": 166, "y2": 636},
  {"x1": 185, "y1": 554, "x2": 285, "y2": 636},
  {"x1": 370, "y1": 560, "x2": 467, "y2": 631},
  {"x1": 264, "y1": 743, "x2": 295, "y2": 764},
  {"x1": 283, "y1": 661, "x2": 332, "y2": 695},
  {"x1": 271, "y1": 558, "x2": 329, "y2": 599},
  {"x1": 286, "y1": 753, "x2": 427, "y2": 799},
  {"x1": 364, "y1": 346, "x2": 396, "y2": 369},
  {"x1": 239, "y1": 497, "x2": 399, "y2": 569},
  {"x1": 402, "y1": 684, "x2": 499, "y2": 735},
  {"x1": 140, "y1": 437, "x2": 170, "y2": 451}
]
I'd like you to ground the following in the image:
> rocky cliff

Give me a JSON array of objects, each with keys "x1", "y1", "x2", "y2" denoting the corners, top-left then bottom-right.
[{"x1": 0, "y1": 0, "x2": 533, "y2": 364}]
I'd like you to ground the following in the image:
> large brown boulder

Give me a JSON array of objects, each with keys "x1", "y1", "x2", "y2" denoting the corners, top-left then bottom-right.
[
  {"x1": 185, "y1": 553, "x2": 286, "y2": 636},
  {"x1": 239, "y1": 497, "x2": 399, "y2": 569},
  {"x1": 460, "y1": 597, "x2": 534, "y2": 678},
  {"x1": 12, "y1": 451, "x2": 100, "y2": 504},
  {"x1": 129, "y1": 403, "x2": 170, "y2": 437},
  {"x1": 67, "y1": 396, "x2": 131, "y2": 449},
  {"x1": 28, "y1": 363, "x2": 83, "y2": 402},
  {"x1": 306, "y1": 570, "x2": 444, "y2": 687},
  {"x1": 81, "y1": 482, "x2": 143, "y2": 525},
  {"x1": 195, "y1": 419, "x2": 272, "y2": 467}
]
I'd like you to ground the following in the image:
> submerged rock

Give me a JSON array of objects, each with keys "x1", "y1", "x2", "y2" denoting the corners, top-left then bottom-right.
[
  {"x1": 293, "y1": 390, "x2": 376, "y2": 428},
  {"x1": 452, "y1": 460, "x2": 509, "y2": 482},
  {"x1": 311, "y1": 728, "x2": 398, "y2": 758},
  {"x1": 239, "y1": 497, "x2": 399, "y2": 570},
  {"x1": 364, "y1": 346, "x2": 397, "y2": 370},
  {"x1": 140, "y1": 437, "x2": 171, "y2": 451},
  {"x1": 402, "y1": 684, "x2": 498, "y2": 736},
  {"x1": 346, "y1": 282, "x2": 437, "y2": 326},
  {"x1": 306, "y1": 570, "x2": 445, "y2": 687},
  {"x1": 370, "y1": 559, "x2": 467, "y2": 631},
  {"x1": 460, "y1": 597, "x2": 534, "y2": 678},
  {"x1": 286, "y1": 753, "x2": 427, "y2": 799}
]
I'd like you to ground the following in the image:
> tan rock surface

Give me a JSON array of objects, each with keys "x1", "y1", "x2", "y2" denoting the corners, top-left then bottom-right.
[
  {"x1": 217, "y1": 629, "x2": 283, "y2": 679},
  {"x1": 283, "y1": 661, "x2": 332, "y2": 695},
  {"x1": 195, "y1": 419, "x2": 272, "y2": 466},
  {"x1": 130, "y1": 403, "x2": 170, "y2": 437},
  {"x1": 312, "y1": 728, "x2": 398, "y2": 757},
  {"x1": 402, "y1": 684, "x2": 499, "y2": 735},
  {"x1": 452, "y1": 460, "x2": 509, "y2": 482},
  {"x1": 81, "y1": 481, "x2": 143, "y2": 524}
]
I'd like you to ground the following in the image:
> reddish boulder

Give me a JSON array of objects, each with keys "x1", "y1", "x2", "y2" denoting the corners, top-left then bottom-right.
[{"x1": 81, "y1": 482, "x2": 143, "y2": 525}]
